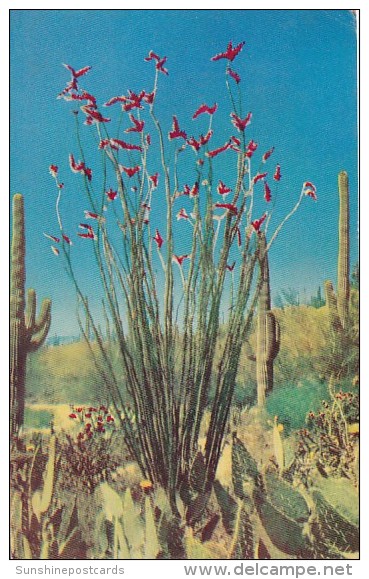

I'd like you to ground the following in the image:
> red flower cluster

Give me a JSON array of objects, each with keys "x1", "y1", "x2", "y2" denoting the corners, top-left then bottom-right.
[{"x1": 68, "y1": 405, "x2": 115, "y2": 440}]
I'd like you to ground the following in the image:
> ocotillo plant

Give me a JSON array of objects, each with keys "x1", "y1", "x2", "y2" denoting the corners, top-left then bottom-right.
[
  {"x1": 256, "y1": 234, "x2": 280, "y2": 406},
  {"x1": 48, "y1": 43, "x2": 316, "y2": 515},
  {"x1": 10, "y1": 193, "x2": 51, "y2": 436},
  {"x1": 325, "y1": 171, "x2": 350, "y2": 374}
]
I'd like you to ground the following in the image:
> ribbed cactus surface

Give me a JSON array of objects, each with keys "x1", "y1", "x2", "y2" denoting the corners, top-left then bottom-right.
[
  {"x1": 325, "y1": 172, "x2": 350, "y2": 370},
  {"x1": 337, "y1": 171, "x2": 350, "y2": 330},
  {"x1": 10, "y1": 194, "x2": 51, "y2": 436},
  {"x1": 256, "y1": 234, "x2": 280, "y2": 406}
]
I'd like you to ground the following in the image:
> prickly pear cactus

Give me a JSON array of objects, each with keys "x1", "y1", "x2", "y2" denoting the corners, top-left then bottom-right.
[{"x1": 10, "y1": 194, "x2": 51, "y2": 435}]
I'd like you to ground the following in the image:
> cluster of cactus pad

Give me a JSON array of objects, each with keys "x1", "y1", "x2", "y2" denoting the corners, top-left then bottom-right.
[
  {"x1": 217, "y1": 434, "x2": 358, "y2": 559},
  {"x1": 11, "y1": 426, "x2": 358, "y2": 559},
  {"x1": 10, "y1": 194, "x2": 51, "y2": 436},
  {"x1": 325, "y1": 172, "x2": 350, "y2": 371}
]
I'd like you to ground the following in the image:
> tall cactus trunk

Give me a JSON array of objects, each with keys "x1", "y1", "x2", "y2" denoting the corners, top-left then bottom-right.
[
  {"x1": 10, "y1": 195, "x2": 27, "y2": 436},
  {"x1": 337, "y1": 171, "x2": 350, "y2": 330},
  {"x1": 325, "y1": 171, "x2": 350, "y2": 378},
  {"x1": 256, "y1": 234, "x2": 280, "y2": 406},
  {"x1": 10, "y1": 194, "x2": 52, "y2": 437}
]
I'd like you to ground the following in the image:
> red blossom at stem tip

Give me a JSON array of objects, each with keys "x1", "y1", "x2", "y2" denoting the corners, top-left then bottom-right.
[
  {"x1": 69, "y1": 154, "x2": 93, "y2": 181},
  {"x1": 149, "y1": 173, "x2": 159, "y2": 189},
  {"x1": 231, "y1": 112, "x2": 252, "y2": 132},
  {"x1": 173, "y1": 254, "x2": 190, "y2": 266},
  {"x1": 226, "y1": 261, "x2": 236, "y2": 272},
  {"x1": 80, "y1": 105, "x2": 111, "y2": 124},
  {"x1": 264, "y1": 181, "x2": 272, "y2": 203},
  {"x1": 63, "y1": 234, "x2": 72, "y2": 245},
  {"x1": 143, "y1": 91, "x2": 155, "y2": 104},
  {"x1": 192, "y1": 103, "x2": 218, "y2": 119},
  {"x1": 78, "y1": 223, "x2": 96, "y2": 239},
  {"x1": 177, "y1": 208, "x2": 189, "y2": 221},
  {"x1": 206, "y1": 141, "x2": 232, "y2": 158},
  {"x1": 186, "y1": 137, "x2": 201, "y2": 152},
  {"x1": 144, "y1": 50, "x2": 169, "y2": 75},
  {"x1": 109, "y1": 139, "x2": 142, "y2": 152},
  {"x1": 44, "y1": 233, "x2": 60, "y2": 243},
  {"x1": 49, "y1": 165, "x2": 58, "y2": 178},
  {"x1": 303, "y1": 181, "x2": 317, "y2": 200},
  {"x1": 153, "y1": 229, "x2": 164, "y2": 249},
  {"x1": 125, "y1": 114, "x2": 145, "y2": 133},
  {"x1": 189, "y1": 182, "x2": 199, "y2": 198},
  {"x1": 63, "y1": 64, "x2": 91, "y2": 79},
  {"x1": 200, "y1": 130, "x2": 213, "y2": 146},
  {"x1": 144, "y1": 50, "x2": 161, "y2": 62},
  {"x1": 104, "y1": 95, "x2": 128, "y2": 107},
  {"x1": 251, "y1": 213, "x2": 267, "y2": 233},
  {"x1": 274, "y1": 164, "x2": 282, "y2": 181},
  {"x1": 253, "y1": 172, "x2": 267, "y2": 185},
  {"x1": 120, "y1": 165, "x2": 141, "y2": 178},
  {"x1": 217, "y1": 180, "x2": 232, "y2": 196},
  {"x1": 262, "y1": 147, "x2": 275, "y2": 163},
  {"x1": 118, "y1": 90, "x2": 146, "y2": 112},
  {"x1": 68, "y1": 91, "x2": 97, "y2": 107},
  {"x1": 69, "y1": 413, "x2": 77, "y2": 419},
  {"x1": 211, "y1": 41, "x2": 246, "y2": 62},
  {"x1": 106, "y1": 188, "x2": 118, "y2": 201},
  {"x1": 227, "y1": 68, "x2": 241, "y2": 83},
  {"x1": 245, "y1": 140, "x2": 258, "y2": 158},
  {"x1": 215, "y1": 202, "x2": 238, "y2": 215},
  {"x1": 169, "y1": 116, "x2": 187, "y2": 140}
]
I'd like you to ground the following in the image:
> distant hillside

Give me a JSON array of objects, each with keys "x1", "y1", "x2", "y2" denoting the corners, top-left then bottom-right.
[{"x1": 27, "y1": 292, "x2": 358, "y2": 407}]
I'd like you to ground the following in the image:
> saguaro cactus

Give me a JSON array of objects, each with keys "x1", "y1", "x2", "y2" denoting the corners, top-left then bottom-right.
[
  {"x1": 325, "y1": 171, "x2": 350, "y2": 371},
  {"x1": 256, "y1": 234, "x2": 280, "y2": 406},
  {"x1": 10, "y1": 194, "x2": 51, "y2": 436}
]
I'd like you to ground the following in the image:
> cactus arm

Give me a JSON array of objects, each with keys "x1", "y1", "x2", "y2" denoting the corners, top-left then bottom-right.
[
  {"x1": 25, "y1": 288, "x2": 36, "y2": 330},
  {"x1": 33, "y1": 298, "x2": 52, "y2": 334},
  {"x1": 324, "y1": 281, "x2": 343, "y2": 335},
  {"x1": 28, "y1": 299, "x2": 52, "y2": 351},
  {"x1": 337, "y1": 171, "x2": 350, "y2": 330}
]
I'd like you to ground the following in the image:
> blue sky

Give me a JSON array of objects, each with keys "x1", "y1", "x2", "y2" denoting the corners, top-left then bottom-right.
[{"x1": 10, "y1": 9, "x2": 358, "y2": 336}]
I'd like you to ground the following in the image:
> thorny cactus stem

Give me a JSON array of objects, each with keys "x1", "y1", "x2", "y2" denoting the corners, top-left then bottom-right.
[
  {"x1": 256, "y1": 234, "x2": 280, "y2": 406},
  {"x1": 337, "y1": 171, "x2": 350, "y2": 330},
  {"x1": 324, "y1": 172, "x2": 350, "y2": 368},
  {"x1": 10, "y1": 194, "x2": 51, "y2": 436}
]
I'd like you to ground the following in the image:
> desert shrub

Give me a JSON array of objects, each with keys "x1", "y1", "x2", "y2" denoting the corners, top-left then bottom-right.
[{"x1": 265, "y1": 380, "x2": 329, "y2": 434}]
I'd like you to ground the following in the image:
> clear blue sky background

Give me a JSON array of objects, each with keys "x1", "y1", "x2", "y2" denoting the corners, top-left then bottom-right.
[{"x1": 10, "y1": 9, "x2": 358, "y2": 336}]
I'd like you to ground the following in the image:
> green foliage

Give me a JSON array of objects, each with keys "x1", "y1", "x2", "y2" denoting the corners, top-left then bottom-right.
[
  {"x1": 265, "y1": 381, "x2": 329, "y2": 433},
  {"x1": 24, "y1": 408, "x2": 53, "y2": 430}
]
